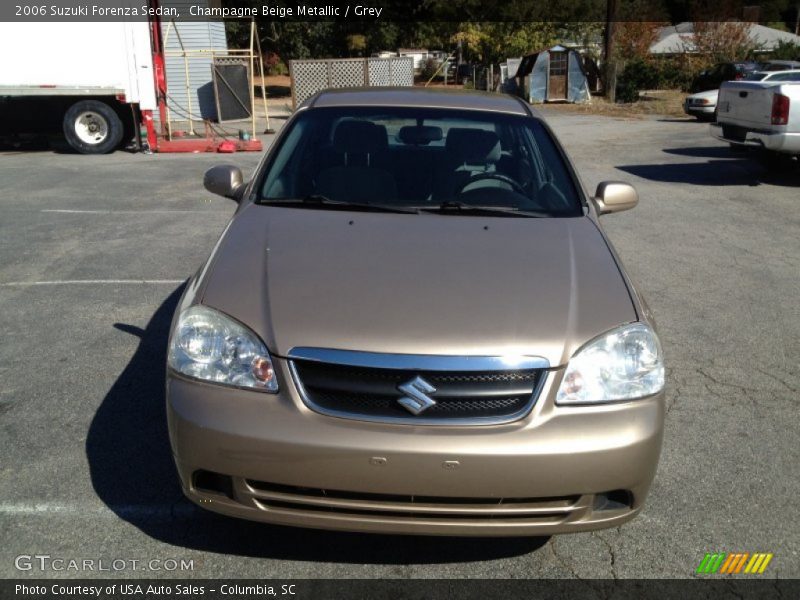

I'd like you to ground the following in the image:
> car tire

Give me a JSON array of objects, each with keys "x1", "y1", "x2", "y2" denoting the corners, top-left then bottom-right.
[{"x1": 62, "y1": 100, "x2": 124, "y2": 154}]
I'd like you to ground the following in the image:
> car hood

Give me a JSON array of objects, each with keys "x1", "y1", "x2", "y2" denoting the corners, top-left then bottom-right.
[{"x1": 200, "y1": 204, "x2": 637, "y2": 367}]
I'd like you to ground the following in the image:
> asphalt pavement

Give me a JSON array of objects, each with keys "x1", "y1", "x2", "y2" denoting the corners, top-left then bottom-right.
[{"x1": 0, "y1": 110, "x2": 798, "y2": 580}]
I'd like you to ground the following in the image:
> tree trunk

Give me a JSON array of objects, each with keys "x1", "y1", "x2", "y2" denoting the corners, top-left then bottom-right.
[{"x1": 604, "y1": 0, "x2": 618, "y2": 102}]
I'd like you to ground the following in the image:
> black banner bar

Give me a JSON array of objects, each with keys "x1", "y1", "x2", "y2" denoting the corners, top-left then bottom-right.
[
  {"x1": 0, "y1": 0, "x2": 765, "y2": 23},
  {"x1": 2, "y1": 579, "x2": 798, "y2": 600}
]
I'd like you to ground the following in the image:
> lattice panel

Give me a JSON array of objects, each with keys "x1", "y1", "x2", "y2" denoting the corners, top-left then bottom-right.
[
  {"x1": 389, "y1": 57, "x2": 414, "y2": 86},
  {"x1": 290, "y1": 60, "x2": 329, "y2": 106},
  {"x1": 291, "y1": 57, "x2": 414, "y2": 107},
  {"x1": 329, "y1": 59, "x2": 366, "y2": 88},
  {"x1": 368, "y1": 59, "x2": 391, "y2": 86}
]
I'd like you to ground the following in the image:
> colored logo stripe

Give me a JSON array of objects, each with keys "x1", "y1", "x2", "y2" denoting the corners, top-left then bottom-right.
[
  {"x1": 696, "y1": 552, "x2": 773, "y2": 574},
  {"x1": 697, "y1": 553, "x2": 726, "y2": 574},
  {"x1": 745, "y1": 553, "x2": 773, "y2": 574}
]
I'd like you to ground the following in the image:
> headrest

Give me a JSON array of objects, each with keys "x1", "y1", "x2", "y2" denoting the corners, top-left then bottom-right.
[
  {"x1": 398, "y1": 125, "x2": 443, "y2": 145},
  {"x1": 445, "y1": 128, "x2": 501, "y2": 163},
  {"x1": 332, "y1": 120, "x2": 387, "y2": 154}
]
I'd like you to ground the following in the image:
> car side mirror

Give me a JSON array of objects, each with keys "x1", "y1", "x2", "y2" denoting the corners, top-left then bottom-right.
[
  {"x1": 593, "y1": 181, "x2": 638, "y2": 215},
  {"x1": 204, "y1": 165, "x2": 244, "y2": 201}
]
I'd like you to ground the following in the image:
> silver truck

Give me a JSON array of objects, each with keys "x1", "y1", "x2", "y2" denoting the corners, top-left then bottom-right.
[{"x1": 711, "y1": 79, "x2": 800, "y2": 169}]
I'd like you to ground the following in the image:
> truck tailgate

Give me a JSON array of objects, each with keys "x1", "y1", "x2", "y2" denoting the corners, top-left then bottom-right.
[{"x1": 717, "y1": 81, "x2": 781, "y2": 128}]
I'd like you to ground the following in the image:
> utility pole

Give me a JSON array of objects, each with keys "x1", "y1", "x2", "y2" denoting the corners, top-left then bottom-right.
[{"x1": 604, "y1": 0, "x2": 618, "y2": 103}]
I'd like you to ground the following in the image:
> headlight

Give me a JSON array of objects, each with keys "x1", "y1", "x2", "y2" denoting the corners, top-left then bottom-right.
[
  {"x1": 168, "y1": 305, "x2": 278, "y2": 392},
  {"x1": 556, "y1": 323, "x2": 664, "y2": 405}
]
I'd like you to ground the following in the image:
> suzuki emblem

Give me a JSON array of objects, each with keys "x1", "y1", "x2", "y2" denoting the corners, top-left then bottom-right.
[{"x1": 397, "y1": 376, "x2": 437, "y2": 415}]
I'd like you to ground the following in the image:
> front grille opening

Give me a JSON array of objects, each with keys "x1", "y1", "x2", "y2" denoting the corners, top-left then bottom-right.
[
  {"x1": 291, "y1": 359, "x2": 543, "y2": 423},
  {"x1": 253, "y1": 499, "x2": 566, "y2": 522},
  {"x1": 193, "y1": 470, "x2": 234, "y2": 500},
  {"x1": 247, "y1": 479, "x2": 580, "y2": 508},
  {"x1": 593, "y1": 489, "x2": 633, "y2": 511}
]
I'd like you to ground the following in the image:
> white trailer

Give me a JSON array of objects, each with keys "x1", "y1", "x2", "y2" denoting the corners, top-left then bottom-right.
[{"x1": 0, "y1": 20, "x2": 157, "y2": 153}]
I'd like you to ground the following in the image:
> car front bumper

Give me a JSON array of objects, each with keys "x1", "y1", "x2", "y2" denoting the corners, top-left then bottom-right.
[{"x1": 167, "y1": 359, "x2": 665, "y2": 537}]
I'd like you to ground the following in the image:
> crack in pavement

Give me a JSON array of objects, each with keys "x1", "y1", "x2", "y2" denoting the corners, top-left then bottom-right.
[
  {"x1": 590, "y1": 531, "x2": 618, "y2": 580},
  {"x1": 548, "y1": 537, "x2": 582, "y2": 580}
]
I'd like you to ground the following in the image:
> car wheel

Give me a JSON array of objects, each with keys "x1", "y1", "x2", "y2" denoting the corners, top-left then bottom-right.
[{"x1": 63, "y1": 100, "x2": 124, "y2": 154}]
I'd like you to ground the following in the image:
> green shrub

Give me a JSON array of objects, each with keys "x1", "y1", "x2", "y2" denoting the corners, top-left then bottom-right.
[
  {"x1": 621, "y1": 59, "x2": 659, "y2": 90},
  {"x1": 615, "y1": 58, "x2": 655, "y2": 103},
  {"x1": 768, "y1": 40, "x2": 800, "y2": 61},
  {"x1": 617, "y1": 57, "x2": 702, "y2": 98},
  {"x1": 419, "y1": 57, "x2": 440, "y2": 82},
  {"x1": 615, "y1": 79, "x2": 641, "y2": 103},
  {"x1": 262, "y1": 52, "x2": 287, "y2": 76}
]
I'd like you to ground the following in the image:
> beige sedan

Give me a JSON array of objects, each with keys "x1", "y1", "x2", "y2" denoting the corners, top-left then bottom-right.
[{"x1": 166, "y1": 88, "x2": 665, "y2": 537}]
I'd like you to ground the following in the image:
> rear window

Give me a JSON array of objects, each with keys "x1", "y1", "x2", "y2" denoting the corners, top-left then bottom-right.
[
  {"x1": 765, "y1": 72, "x2": 800, "y2": 82},
  {"x1": 257, "y1": 106, "x2": 583, "y2": 217}
]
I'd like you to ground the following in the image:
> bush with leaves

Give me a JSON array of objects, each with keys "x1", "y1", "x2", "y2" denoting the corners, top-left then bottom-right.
[
  {"x1": 768, "y1": 40, "x2": 800, "y2": 61},
  {"x1": 656, "y1": 56, "x2": 704, "y2": 92},
  {"x1": 621, "y1": 59, "x2": 660, "y2": 90},
  {"x1": 615, "y1": 79, "x2": 641, "y2": 103},
  {"x1": 616, "y1": 55, "x2": 710, "y2": 99},
  {"x1": 615, "y1": 59, "x2": 654, "y2": 102},
  {"x1": 419, "y1": 57, "x2": 440, "y2": 82},
  {"x1": 262, "y1": 52, "x2": 287, "y2": 76}
]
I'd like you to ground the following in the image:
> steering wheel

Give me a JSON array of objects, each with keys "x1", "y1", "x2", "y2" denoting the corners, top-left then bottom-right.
[{"x1": 456, "y1": 172, "x2": 527, "y2": 196}]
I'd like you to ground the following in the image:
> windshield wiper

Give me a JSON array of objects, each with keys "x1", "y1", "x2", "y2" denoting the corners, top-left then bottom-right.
[
  {"x1": 261, "y1": 195, "x2": 419, "y2": 215},
  {"x1": 421, "y1": 200, "x2": 549, "y2": 218}
]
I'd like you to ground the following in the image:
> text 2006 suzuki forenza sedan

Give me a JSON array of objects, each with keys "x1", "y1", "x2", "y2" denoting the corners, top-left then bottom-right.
[{"x1": 167, "y1": 88, "x2": 665, "y2": 536}]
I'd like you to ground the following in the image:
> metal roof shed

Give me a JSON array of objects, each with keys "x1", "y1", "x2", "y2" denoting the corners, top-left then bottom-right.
[{"x1": 515, "y1": 45, "x2": 591, "y2": 104}]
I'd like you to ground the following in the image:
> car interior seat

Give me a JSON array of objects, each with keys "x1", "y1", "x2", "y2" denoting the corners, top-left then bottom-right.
[
  {"x1": 316, "y1": 120, "x2": 397, "y2": 203},
  {"x1": 432, "y1": 128, "x2": 503, "y2": 200}
]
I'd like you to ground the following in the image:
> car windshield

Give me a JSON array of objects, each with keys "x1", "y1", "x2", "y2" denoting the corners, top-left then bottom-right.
[
  {"x1": 257, "y1": 106, "x2": 583, "y2": 217},
  {"x1": 743, "y1": 72, "x2": 768, "y2": 81}
]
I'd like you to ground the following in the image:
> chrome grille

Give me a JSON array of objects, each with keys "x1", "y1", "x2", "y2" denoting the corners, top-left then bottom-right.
[{"x1": 287, "y1": 349, "x2": 547, "y2": 425}]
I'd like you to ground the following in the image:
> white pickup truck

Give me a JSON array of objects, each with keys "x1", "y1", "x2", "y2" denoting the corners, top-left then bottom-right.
[{"x1": 710, "y1": 80, "x2": 800, "y2": 169}]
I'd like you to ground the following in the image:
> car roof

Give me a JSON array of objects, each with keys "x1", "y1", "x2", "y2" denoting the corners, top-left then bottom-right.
[{"x1": 305, "y1": 87, "x2": 534, "y2": 117}]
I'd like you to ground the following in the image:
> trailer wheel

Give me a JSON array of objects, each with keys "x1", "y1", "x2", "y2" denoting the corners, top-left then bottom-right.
[{"x1": 63, "y1": 100, "x2": 123, "y2": 154}]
